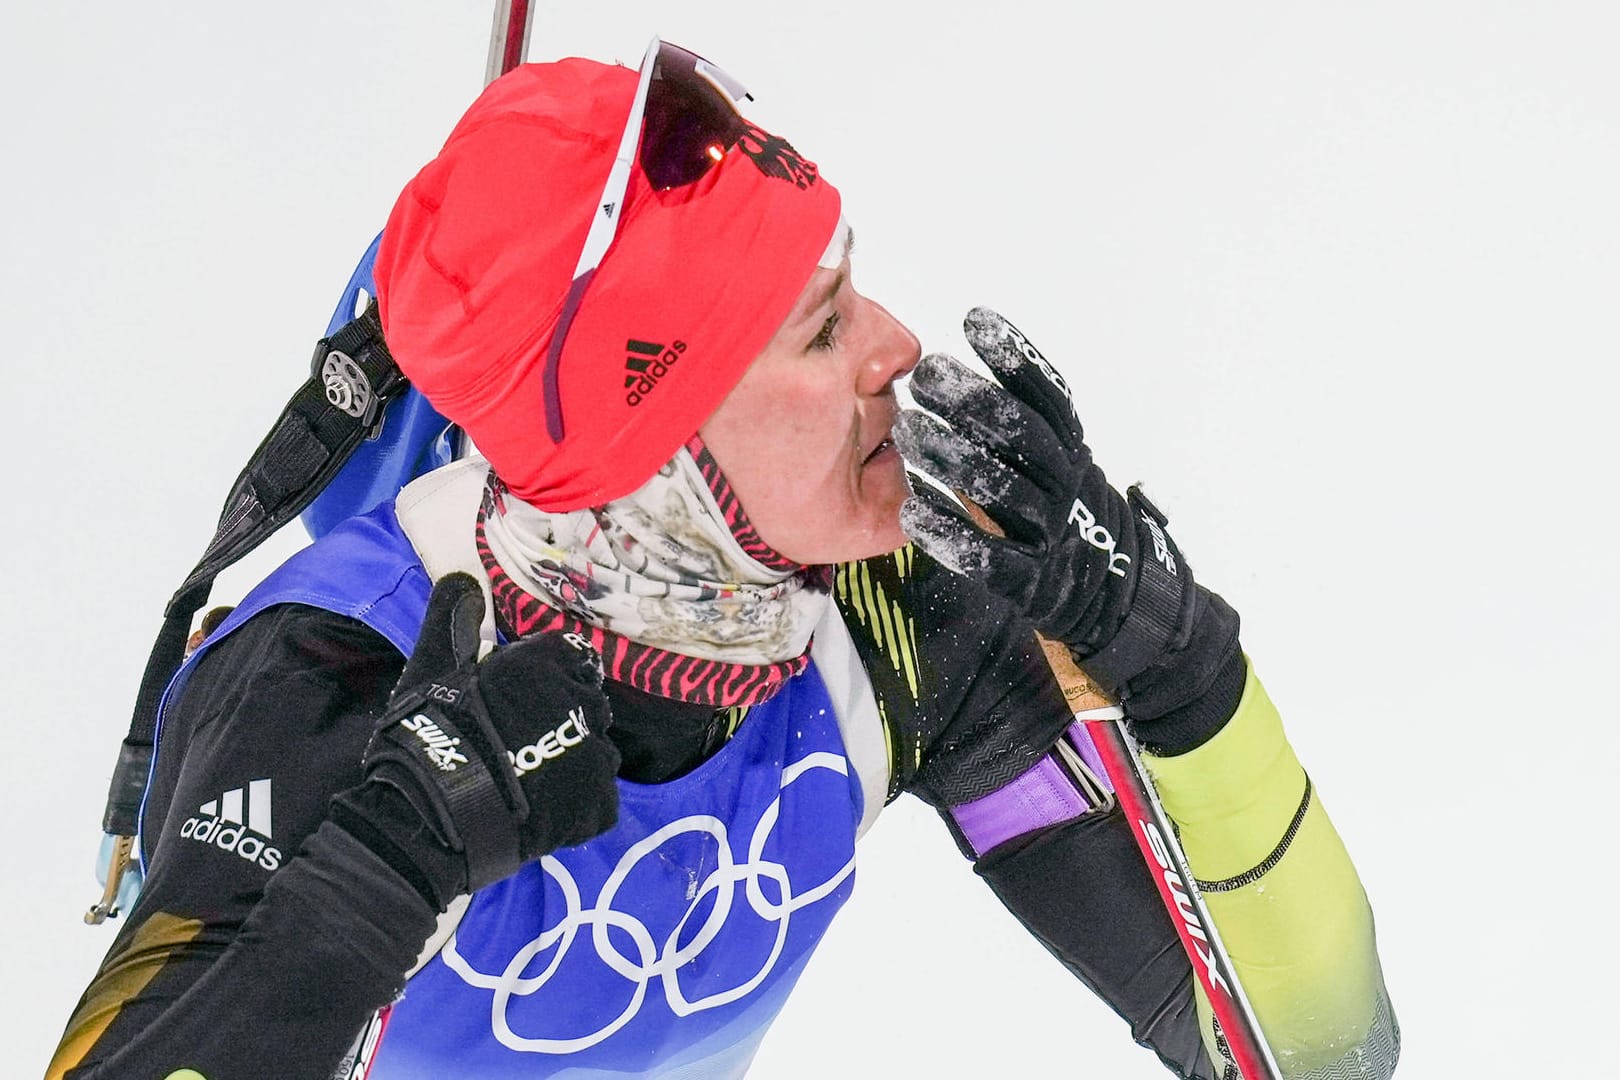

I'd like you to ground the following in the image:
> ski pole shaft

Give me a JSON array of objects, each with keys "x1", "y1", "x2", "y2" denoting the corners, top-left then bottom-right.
[
  {"x1": 1079, "y1": 709, "x2": 1283, "y2": 1080},
  {"x1": 485, "y1": 0, "x2": 534, "y2": 86},
  {"x1": 955, "y1": 494, "x2": 1280, "y2": 1079}
]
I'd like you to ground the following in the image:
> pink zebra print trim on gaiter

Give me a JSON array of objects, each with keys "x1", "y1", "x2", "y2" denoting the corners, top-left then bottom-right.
[
  {"x1": 683, "y1": 434, "x2": 801, "y2": 573},
  {"x1": 476, "y1": 495, "x2": 809, "y2": 708}
]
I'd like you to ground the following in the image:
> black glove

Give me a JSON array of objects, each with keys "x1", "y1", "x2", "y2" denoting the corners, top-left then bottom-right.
[
  {"x1": 895, "y1": 308, "x2": 1243, "y2": 753},
  {"x1": 347, "y1": 572, "x2": 620, "y2": 905}
]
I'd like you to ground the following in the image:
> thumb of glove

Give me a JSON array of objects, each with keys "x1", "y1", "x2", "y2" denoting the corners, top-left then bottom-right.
[{"x1": 393, "y1": 572, "x2": 486, "y2": 703}]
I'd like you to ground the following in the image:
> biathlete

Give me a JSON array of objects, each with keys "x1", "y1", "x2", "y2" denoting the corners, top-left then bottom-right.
[{"x1": 50, "y1": 40, "x2": 1399, "y2": 1080}]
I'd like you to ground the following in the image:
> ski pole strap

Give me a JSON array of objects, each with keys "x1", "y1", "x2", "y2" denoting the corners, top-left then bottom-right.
[{"x1": 107, "y1": 302, "x2": 406, "y2": 838}]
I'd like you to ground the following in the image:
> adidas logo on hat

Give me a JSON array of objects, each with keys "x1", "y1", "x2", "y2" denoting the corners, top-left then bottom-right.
[
  {"x1": 623, "y1": 338, "x2": 688, "y2": 407},
  {"x1": 179, "y1": 778, "x2": 283, "y2": 872}
]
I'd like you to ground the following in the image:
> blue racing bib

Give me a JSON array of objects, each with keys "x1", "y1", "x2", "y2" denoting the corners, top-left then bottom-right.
[
  {"x1": 373, "y1": 660, "x2": 860, "y2": 1079},
  {"x1": 159, "y1": 504, "x2": 864, "y2": 1079}
]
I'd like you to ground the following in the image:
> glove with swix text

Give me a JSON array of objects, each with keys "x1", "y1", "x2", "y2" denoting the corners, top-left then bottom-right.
[
  {"x1": 894, "y1": 307, "x2": 1244, "y2": 755},
  {"x1": 336, "y1": 572, "x2": 620, "y2": 909}
]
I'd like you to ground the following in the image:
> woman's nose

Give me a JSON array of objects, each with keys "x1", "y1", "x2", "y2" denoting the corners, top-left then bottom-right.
[{"x1": 858, "y1": 298, "x2": 921, "y2": 392}]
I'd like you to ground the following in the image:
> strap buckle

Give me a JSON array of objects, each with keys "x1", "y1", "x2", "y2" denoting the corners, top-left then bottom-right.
[{"x1": 84, "y1": 834, "x2": 136, "y2": 925}]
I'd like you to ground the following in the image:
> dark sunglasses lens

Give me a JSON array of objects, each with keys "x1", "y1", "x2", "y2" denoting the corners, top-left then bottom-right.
[{"x1": 640, "y1": 46, "x2": 748, "y2": 190}]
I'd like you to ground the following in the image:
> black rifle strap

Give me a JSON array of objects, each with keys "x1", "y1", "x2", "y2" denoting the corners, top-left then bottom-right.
[{"x1": 102, "y1": 300, "x2": 408, "y2": 836}]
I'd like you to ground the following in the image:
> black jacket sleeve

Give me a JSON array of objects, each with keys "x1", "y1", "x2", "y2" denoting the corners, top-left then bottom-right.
[
  {"x1": 973, "y1": 814, "x2": 1218, "y2": 1079},
  {"x1": 834, "y1": 545, "x2": 1216, "y2": 1079},
  {"x1": 832, "y1": 544, "x2": 1075, "y2": 808},
  {"x1": 49, "y1": 604, "x2": 425, "y2": 1080}
]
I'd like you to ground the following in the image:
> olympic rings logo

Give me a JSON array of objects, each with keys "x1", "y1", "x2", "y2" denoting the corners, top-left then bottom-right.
[{"x1": 442, "y1": 751, "x2": 856, "y2": 1054}]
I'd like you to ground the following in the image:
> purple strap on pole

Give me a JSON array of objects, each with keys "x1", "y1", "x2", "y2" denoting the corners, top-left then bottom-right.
[{"x1": 950, "y1": 755, "x2": 1093, "y2": 858}]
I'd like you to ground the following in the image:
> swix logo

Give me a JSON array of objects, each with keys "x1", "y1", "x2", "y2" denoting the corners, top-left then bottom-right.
[
  {"x1": 1141, "y1": 511, "x2": 1178, "y2": 576},
  {"x1": 180, "y1": 778, "x2": 282, "y2": 871},
  {"x1": 1068, "y1": 498, "x2": 1132, "y2": 578},
  {"x1": 623, "y1": 339, "x2": 688, "y2": 407},
  {"x1": 1005, "y1": 323, "x2": 1072, "y2": 400},
  {"x1": 401, "y1": 714, "x2": 470, "y2": 772},
  {"x1": 509, "y1": 707, "x2": 591, "y2": 776},
  {"x1": 333, "y1": 1006, "x2": 389, "y2": 1080},
  {"x1": 1140, "y1": 819, "x2": 1231, "y2": 998}
]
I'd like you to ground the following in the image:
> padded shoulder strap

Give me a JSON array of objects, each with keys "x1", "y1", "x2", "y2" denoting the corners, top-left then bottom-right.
[{"x1": 95, "y1": 304, "x2": 407, "y2": 894}]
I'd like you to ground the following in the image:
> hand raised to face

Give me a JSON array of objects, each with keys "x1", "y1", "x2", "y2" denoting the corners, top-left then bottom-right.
[{"x1": 895, "y1": 307, "x2": 1143, "y2": 657}]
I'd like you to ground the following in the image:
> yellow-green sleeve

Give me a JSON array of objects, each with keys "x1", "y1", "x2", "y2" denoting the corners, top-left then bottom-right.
[{"x1": 1142, "y1": 661, "x2": 1401, "y2": 1079}]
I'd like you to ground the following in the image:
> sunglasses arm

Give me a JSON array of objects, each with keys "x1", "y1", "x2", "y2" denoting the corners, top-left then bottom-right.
[{"x1": 573, "y1": 37, "x2": 662, "y2": 276}]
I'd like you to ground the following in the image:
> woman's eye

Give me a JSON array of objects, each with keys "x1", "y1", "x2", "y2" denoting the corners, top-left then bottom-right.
[{"x1": 810, "y1": 312, "x2": 841, "y2": 351}]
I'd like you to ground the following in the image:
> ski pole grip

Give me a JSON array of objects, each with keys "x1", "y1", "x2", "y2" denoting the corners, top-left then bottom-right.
[
  {"x1": 954, "y1": 492, "x2": 1115, "y2": 712},
  {"x1": 100, "y1": 740, "x2": 155, "y2": 836}
]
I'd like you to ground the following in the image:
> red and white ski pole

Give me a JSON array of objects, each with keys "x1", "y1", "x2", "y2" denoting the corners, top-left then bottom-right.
[
  {"x1": 1075, "y1": 701, "x2": 1283, "y2": 1080},
  {"x1": 485, "y1": 0, "x2": 534, "y2": 85},
  {"x1": 957, "y1": 491, "x2": 1282, "y2": 1079}
]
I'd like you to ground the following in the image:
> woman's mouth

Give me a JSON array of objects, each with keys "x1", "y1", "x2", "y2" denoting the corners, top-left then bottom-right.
[{"x1": 862, "y1": 437, "x2": 897, "y2": 466}]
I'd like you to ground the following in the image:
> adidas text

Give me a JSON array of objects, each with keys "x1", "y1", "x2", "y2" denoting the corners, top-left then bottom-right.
[
  {"x1": 180, "y1": 779, "x2": 281, "y2": 871},
  {"x1": 623, "y1": 339, "x2": 688, "y2": 407},
  {"x1": 509, "y1": 707, "x2": 591, "y2": 775},
  {"x1": 401, "y1": 714, "x2": 470, "y2": 772},
  {"x1": 1069, "y1": 498, "x2": 1132, "y2": 578}
]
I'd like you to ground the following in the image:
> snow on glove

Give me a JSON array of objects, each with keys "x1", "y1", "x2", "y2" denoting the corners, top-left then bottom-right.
[
  {"x1": 358, "y1": 572, "x2": 620, "y2": 900},
  {"x1": 895, "y1": 308, "x2": 1242, "y2": 752}
]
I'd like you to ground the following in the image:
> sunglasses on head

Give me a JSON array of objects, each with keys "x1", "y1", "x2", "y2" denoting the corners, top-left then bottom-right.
[{"x1": 541, "y1": 38, "x2": 753, "y2": 442}]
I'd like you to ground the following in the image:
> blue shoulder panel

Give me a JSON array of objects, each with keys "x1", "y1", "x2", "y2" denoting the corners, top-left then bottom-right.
[
  {"x1": 206, "y1": 500, "x2": 434, "y2": 656},
  {"x1": 141, "y1": 503, "x2": 431, "y2": 856}
]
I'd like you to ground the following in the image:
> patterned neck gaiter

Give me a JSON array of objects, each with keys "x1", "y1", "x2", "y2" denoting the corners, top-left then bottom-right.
[{"x1": 478, "y1": 436, "x2": 830, "y2": 707}]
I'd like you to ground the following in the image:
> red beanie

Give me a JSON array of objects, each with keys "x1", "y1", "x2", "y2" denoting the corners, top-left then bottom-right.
[{"x1": 375, "y1": 58, "x2": 842, "y2": 511}]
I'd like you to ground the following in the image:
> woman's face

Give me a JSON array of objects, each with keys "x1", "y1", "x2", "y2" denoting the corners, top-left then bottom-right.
[{"x1": 699, "y1": 257, "x2": 920, "y2": 565}]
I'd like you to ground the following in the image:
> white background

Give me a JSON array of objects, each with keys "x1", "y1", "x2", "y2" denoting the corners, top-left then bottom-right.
[{"x1": 4, "y1": 3, "x2": 1616, "y2": 1077}]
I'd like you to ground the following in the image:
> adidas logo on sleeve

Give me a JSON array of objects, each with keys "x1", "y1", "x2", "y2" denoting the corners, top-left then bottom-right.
[
  {"x1": 179, "y1": 778, "x2": 283, "y2": 871},
  {"x1": 622, "y1": 338, "x2": 687, "y2": 407}
]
